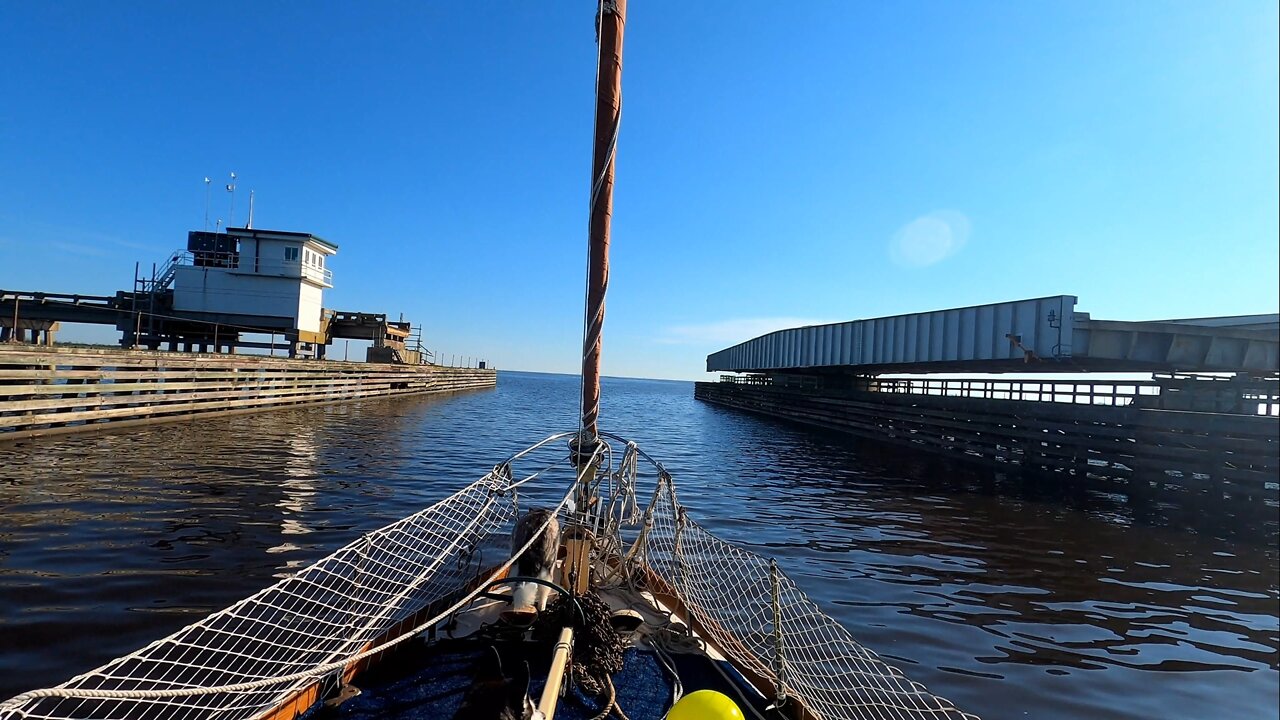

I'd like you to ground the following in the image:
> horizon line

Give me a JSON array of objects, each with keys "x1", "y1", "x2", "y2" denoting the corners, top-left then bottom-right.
[{"x1": 497, "y1": 368, "x2": 698, "y2": 383}]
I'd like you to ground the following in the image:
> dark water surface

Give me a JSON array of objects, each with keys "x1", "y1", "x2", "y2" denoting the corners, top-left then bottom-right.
[{"x1": 1, "y1": 371, "x2": 1276, "y2": 718}]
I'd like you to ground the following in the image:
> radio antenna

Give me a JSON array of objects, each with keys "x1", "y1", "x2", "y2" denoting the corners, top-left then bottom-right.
[{"x1": 226, "y1": 172, "x2": 237, "y2": 228}]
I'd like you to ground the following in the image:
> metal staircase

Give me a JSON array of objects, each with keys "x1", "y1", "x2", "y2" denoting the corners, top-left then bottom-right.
[
  {"x1": 407, "y1": 325, "x2": 433, "y2": 364},
  {"x1": 128, "y1": 250, "x2": 190, "y2": 346},
  {"x1": 140, "y1": 251, "x2": 189, "y2": 295}
]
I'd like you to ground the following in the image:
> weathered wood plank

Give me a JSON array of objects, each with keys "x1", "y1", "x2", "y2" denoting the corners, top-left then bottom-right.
[
  {"x1": 0, "y1": 367, "x2": 459, "y2": 382},
  {"x1": 0, "y1": 379, "x2": 445, "y2": 414},
  {"x1": 0, "y1": 375, "x2": 433, "y2": 397},
  {"x1": 0, "y1": 347, "x2": 495, "y2": 439},
  {"x1": 0, "y1": 385, "x2": 466, "y2": 441},
  {"x1": 0, "y1": 382, "x2": 460, "y2": 429}
]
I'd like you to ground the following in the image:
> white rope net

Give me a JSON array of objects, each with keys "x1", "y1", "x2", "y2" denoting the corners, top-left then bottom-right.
[
  {"x1": 0, "y1": 469, "x2": 525, "y2": 720},
  {"x1": 2, "y1": 434, "x2": 976, "y2": 720},
  {"x1": 641, "y1": 481, "x2": 979, "y2": 720}
]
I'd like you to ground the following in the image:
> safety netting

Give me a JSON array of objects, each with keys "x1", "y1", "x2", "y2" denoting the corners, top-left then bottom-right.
[
  {"x1": 640, "y1": 480, "x2": 978, "y2": 720},
  {"x1": 0, "y1": 469, "x2": 530, "y2": 720},
  {"x1": 2, "y1": 433, "x2": 977, "y2": 720}
]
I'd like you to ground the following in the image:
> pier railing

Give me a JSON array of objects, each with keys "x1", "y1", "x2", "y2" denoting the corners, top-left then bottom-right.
[{"x1": 718, "y1": 373, "x2": 1279, "y2": 416}]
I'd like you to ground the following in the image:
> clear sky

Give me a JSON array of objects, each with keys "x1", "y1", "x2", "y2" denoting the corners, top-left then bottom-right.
[{"x1": 1, "y1": 2, "x2": 1276, "y2": 380}]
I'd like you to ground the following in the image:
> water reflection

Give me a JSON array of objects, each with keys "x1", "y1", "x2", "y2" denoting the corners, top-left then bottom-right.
[
  {"x1": 0, "y1": 372, "x2": 1275, "y2": 720},
  {"x1": 272, "y1": 427, "x2": 321, "y2": 552}
]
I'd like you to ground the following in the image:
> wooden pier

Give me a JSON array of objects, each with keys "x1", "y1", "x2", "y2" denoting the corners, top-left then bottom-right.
[
  {"x1": 0, "y1": 345, "x2": 496, "y2": 442},
  {"x1": 695, "y1": 375, "x2": 1278, "y2": 498}
]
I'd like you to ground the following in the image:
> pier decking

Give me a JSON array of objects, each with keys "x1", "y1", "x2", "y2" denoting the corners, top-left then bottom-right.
[{"x1": 0, "y1": 346, "x2": 496, "y2": 441}]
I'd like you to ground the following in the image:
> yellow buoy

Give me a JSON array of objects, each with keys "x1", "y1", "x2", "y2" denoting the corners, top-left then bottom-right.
[{"x1": 666, "y1": 689, "x2": 745, "y2": 720}]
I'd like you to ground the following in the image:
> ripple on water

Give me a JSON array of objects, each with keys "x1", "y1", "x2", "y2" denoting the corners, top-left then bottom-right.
[{"x1": 0, "y1": 371, "x2": 1276, "y2": 720}]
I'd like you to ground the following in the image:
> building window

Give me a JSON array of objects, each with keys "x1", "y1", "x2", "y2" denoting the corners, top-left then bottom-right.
[{"x1": 285, "y1": 247, "x2": 299, "y2": 262}]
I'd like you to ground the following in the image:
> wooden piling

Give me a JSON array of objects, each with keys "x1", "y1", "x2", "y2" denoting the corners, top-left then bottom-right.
[{"x1": 695, "y1": 379, "x2": 1278, "y2": 499}]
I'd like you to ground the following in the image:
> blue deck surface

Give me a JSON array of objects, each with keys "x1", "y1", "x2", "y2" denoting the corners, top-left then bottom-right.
[{"x1": 326, "y1": 638, "x2": 771, "y2": 720}]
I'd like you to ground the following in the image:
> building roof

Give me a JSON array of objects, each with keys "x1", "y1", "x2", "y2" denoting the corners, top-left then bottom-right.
[{"x1": 226, "y1": 227, "x2": 339, "y2": 252}]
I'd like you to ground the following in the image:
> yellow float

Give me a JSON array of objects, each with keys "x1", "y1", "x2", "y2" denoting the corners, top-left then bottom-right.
[{"x1": 665, "y1": 689, "x2": 745, "y2": 720}]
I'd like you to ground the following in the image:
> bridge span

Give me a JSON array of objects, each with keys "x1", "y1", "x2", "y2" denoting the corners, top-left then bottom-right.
[
  {"x1": 699, "y1": 296, "x2": 1278, "y2": 500},
  {"x1": 706, "y1": 295, "x2": 1278, "y2": 376}
]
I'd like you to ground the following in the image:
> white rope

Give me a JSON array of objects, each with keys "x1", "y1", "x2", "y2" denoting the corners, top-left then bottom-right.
[
  {"x1": 3, "y1": 488, "x2": 574, "y2": 705},
  {"x1": 2, "y1": 433, "x2": 979, "y2": 720},
  {"x1": 610, "y1": 441, "x2": 640, "y2": 526},
  {"x1": 597, "y1": 448, "x2": 977, "y2": 720},
  {"x1": 0, "y1": 437, "x2": 603, "y2": 720},
  {"x1": 642, "y1": 482, "x2": 980, "y2": 720}
]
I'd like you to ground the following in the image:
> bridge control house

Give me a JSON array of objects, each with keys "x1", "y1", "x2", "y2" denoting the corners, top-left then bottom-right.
[{"x1": 172, "y1": 228, "x2": 338, "y2": 352}]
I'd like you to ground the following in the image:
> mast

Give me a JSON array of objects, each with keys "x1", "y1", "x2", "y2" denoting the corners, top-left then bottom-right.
[{"x1": 580, "y1": 0, "x2": 625, "y2": 443}]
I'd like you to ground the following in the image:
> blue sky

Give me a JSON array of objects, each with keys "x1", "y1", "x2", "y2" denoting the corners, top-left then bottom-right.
[{"x1": 1, "y1": 1, "x2": 1276, "y2": 380}]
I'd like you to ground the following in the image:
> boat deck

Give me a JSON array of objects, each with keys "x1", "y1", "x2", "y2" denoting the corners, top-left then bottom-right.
[
  {"x1": 324, "y1": 639, "x2": 771, "y2": 720},
  {"x1": 322, "y1": 585, "x2": 775, "y2": 720}
]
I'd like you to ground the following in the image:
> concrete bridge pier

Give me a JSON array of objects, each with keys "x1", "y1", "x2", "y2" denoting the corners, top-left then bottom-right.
[{"x1": 0, "y1": 320, "x2": 59, "y2": 345}]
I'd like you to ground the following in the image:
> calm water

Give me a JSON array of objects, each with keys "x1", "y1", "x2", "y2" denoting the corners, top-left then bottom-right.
[{"x1": 0, "y1": 371, "x2": 1276, "y2": 719}]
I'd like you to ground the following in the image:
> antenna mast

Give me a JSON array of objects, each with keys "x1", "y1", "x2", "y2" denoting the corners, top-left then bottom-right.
[
  {"x1": 203, "y1": 177, "x2": 211, "y2": 231},
  {"x1": 578, "y1": 0, "x2": 625, "y2": 443},
  {"x1": 226, "y1": 172, "x2": 237, "y2": 228},
  {"x1": 247, "y1": 190, "x2": 255, "y2": 229}
]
